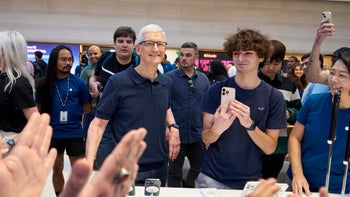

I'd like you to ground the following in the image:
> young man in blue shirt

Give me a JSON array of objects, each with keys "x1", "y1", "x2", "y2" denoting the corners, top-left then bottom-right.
[{"x1": 199, "y1": 29, "x2": 286, "y2": 189}]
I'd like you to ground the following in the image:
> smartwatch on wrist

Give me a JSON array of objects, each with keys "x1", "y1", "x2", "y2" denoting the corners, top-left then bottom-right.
[
  {"x1": 168, "y1": 123, "x2": 179, "y2": 130},
  {"x1": 245, "y1": 121, "x2": 256, "y2": 131}
]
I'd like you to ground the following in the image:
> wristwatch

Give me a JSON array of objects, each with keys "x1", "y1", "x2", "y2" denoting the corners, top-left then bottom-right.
[
  {"x1": 244, "y1": 120, "x2": 256, "y2": 131},
  {"x1": 168, "y1": 123, "x2": 179, "y2": 129}
]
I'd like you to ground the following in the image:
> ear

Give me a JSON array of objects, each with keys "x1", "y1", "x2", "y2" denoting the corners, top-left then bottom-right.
[
  {"x1": 258, "y1": 57, "x2": 265, "y2": 63},
  {"x1": 135, "y1": 45, "x2": 141, "y2": 56}
]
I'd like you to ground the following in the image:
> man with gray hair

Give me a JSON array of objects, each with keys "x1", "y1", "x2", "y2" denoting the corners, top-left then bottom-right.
[{"x1": 86, "y1": 24, "x2": 180, "y2": 186}]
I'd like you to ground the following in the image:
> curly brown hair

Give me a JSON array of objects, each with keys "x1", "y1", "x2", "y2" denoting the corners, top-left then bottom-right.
[{"x1": 223, "y1": 29, "x2": 273, "y2": 62}]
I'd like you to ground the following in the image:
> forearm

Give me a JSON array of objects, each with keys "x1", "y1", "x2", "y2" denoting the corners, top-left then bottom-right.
[
  {"x1": 306, "y1": 41, "x2": 324, "y2": 83},
  {"x1": 202, "y1": 128, "x2": 222, "y2": 145},
  {"x1": 247, "y1": 128, "x2": 278, "y2": 155},
  {"x1": 85, "y1": 119, "x2": 106, "y2": 166},
  {"x1": 166, "y1": 108, "x2": 176, "y2": 125},
  {"x1": 288, "y1": 136, "x2": 304, "y2": 177}
]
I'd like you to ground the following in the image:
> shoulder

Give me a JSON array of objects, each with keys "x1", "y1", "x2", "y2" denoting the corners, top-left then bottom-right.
[
  {"x1": 159, "y1": 73, "x2": 172, "y2": 85},
  {"x1": 13, "y1": 76, "x2": 32, "y2": 88},
  {"x1": 165, "y1": 68, "x2": 178, "y2": 77},
  {"x1": 308, "y1": 92, "x2": 331, "y2": 103}
]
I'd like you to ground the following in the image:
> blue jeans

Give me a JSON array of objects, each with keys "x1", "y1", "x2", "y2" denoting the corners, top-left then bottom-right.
[
  {"x1": 135, "y1": 160, "x2": 168, "y2": 187},
  {"x1": 93, "y1": 123, "x2": 115, "y2": 170},
  {"x1": 197, "y1": 172, "x2": 231, "y2": 189}
]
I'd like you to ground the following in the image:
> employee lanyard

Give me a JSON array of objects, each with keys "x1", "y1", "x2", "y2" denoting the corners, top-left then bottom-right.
[{"x1": 55, "y1": 76, "x2": 70, "y2": 110}]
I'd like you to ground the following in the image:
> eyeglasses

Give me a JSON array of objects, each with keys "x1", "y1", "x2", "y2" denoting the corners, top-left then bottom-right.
[
  {"x1": 139, "y1": 40, "x2": 167, "y2": 49},
  {"x1": 187, "y1": 79, "x2": 195, "y2": 92}
]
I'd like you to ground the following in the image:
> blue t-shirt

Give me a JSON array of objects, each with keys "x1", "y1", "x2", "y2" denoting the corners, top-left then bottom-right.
[
  {"x1": 95, "y1": 66, "x2": 172, "y2": 167},
  {"x1": 287, "y1": 92, "x2": 350, "y2": 193},
  {"x1": 49, "y1": 75, "x2": 91, "y2": 138},
  {"x1": 201, "y1": 77, "x2": 286, "y2": 189}
]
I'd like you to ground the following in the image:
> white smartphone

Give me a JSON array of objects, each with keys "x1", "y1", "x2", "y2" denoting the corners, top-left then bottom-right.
[
  {"x1": 241, "y1": 181, "x2": 289, "y2": 197},
  {"x1": 220, "y1": 87, "x2": 235, "y2": 106},
  {"x1": 322, "y1": 11, "x2": 332, "y2": 23}
]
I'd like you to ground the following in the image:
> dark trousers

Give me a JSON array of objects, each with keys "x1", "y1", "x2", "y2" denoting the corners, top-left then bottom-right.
[
  {"x1": 261, "y1": 153, "x2": 286, "y2": 179},
  {"x1": 167, "y1": 141, "x2": 204, "y2": 188}
]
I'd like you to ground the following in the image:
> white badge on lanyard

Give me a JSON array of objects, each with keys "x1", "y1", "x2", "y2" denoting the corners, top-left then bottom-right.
[{"x1": 60, "y1": 111, "x2": 68, "y2": 124}]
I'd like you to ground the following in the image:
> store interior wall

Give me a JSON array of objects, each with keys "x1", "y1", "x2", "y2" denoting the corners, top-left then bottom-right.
[{"x1": 1, "y1": 0, "x2": 349, "y2": 56}]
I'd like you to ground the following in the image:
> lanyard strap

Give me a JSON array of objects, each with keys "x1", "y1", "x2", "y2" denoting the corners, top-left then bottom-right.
[{"x1": 55, "y1": 76, "x2": 70, "y2": 110}]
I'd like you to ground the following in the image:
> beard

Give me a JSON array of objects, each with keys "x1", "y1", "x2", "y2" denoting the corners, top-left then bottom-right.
[{"x1": 58, "y1": 66, "x2": 72, "y2": 74}]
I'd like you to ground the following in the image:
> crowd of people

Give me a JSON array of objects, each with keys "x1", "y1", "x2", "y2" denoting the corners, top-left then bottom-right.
[{"x1": 0, "y1": 15, "x2": 349, "y2": 197}]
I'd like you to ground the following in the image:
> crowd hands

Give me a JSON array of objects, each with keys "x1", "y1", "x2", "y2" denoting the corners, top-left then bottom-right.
[
  {"x1": 1, "y1": 113, "x2": 333, "y2": 197},
  {"x1": 0, "y1": 112, "x2": 146, "y2": 197}
]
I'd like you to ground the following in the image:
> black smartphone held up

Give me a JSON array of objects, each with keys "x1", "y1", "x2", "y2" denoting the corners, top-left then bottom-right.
[{"x1": 144, "y1": 178, "x2": 161, "y2": 196}]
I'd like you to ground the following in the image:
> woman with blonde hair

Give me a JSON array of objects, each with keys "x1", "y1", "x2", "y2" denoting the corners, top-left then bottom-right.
[{"x1": 0, "y1": 31, "x2": 38, "y2": 147}]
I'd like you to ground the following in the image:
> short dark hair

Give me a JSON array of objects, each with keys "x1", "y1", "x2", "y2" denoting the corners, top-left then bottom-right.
[
  {"x1": 332, "y1": 47, "x2": 350, "y2": 65},
  {"x1": 269, "y1": 40, "x2": 286, "y2": 63},
  {"x1": 336, "y1": 51, "x2": 350, "y2": 73},
  {"x1": 301, "y1": 53, "x2": 324, "y2": 69},
  {"x1": 113, "y1": 26, "x2": 136, "y2": 44},
  {"x1": 181, "y1": 42, "x2": 199, "y2": 55},
  {"x1": 35, "y1": 51, "x2": 43, "y2": 59}
]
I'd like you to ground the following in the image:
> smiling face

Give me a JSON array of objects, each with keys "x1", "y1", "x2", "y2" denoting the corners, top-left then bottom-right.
[
  {"x1": 88, "y1": 45, "x2": 102, "y2": 65},
  {"x1": 328, "y1": 59, "x2": 350, "y2": 95},
  {"x1": 232, "y1": 50, "x2": 264, "y2": 74},
  {"x1": 136, "y1": 32, "x2": 166, "y2": 66},
  {"x1": 294, "y1": 65, "x2": 304, "y2": 78}
]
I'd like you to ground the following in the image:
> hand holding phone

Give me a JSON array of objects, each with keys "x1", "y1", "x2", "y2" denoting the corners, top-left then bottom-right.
[
  {"x1": 221, "y1": 87, "x2": 236, "y2": 106},
  {"x1": 322, "y1": 11, "x2": 332, "y2": 23}
]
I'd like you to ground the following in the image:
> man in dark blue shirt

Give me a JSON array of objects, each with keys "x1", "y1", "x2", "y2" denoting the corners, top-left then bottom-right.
[
  {"x1": 86, "y1": 24, "x2": 180, "y2": 186},
  {"x1": 166, "y1": 42, "x2": 210, "y2": 188}
]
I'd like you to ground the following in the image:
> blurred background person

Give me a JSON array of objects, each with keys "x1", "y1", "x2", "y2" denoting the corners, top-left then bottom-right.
[
  {"x1": 288, "y1": 63, "x2": 308, "y2": 98},
  {"x1": 207, "y1": 60, "x2": 228, "y2": 85}
]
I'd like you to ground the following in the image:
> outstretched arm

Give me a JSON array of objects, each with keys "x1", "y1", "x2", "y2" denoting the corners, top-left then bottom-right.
[{"x1": 306, "y1": 18, "x2": 335, "y2": 84}]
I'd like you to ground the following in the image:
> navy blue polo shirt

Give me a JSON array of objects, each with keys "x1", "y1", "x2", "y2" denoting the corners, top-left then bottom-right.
[
  {"x1": 166, "y1": 67, "x2": 209, "y2": 144},
  {"x1": 95, "y1": 66, "x2": 172, "y2": 167}
]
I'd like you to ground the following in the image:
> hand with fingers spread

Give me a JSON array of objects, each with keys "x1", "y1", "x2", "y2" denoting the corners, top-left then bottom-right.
[
  {"x1": 59, "y1": 128, "x2": 147, "y2": 197},
  {"x1": 0, "y1": 112, "x2": 57, "y2": 197},
  {"x1": 291, "y1": 173, "x2": 311, "y2": 197}
]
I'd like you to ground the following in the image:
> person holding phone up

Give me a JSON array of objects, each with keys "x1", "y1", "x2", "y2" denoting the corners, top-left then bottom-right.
[{"x1": 198, "y1": 29, "x2": 286, "y2": 189}]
